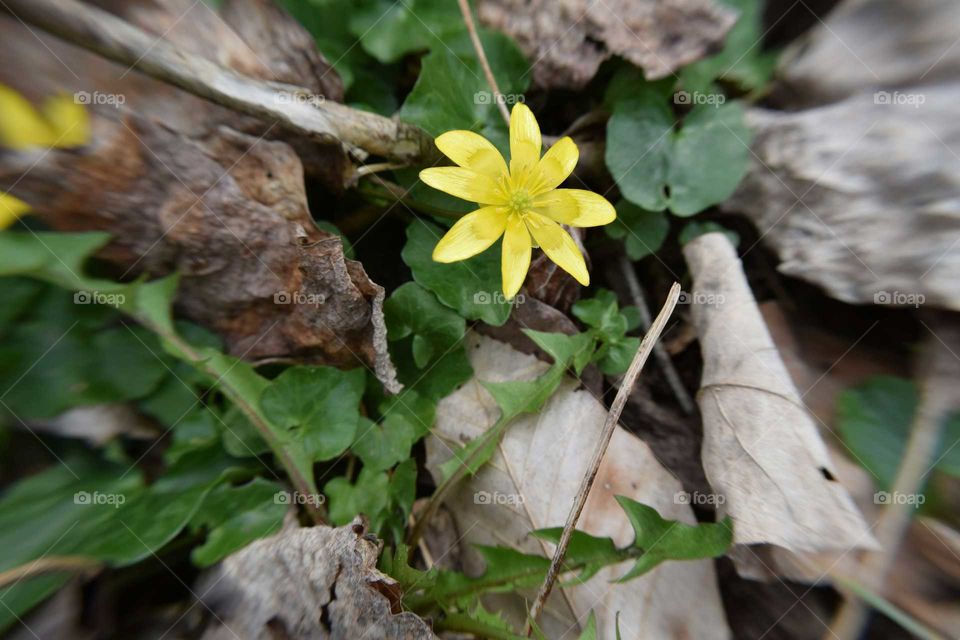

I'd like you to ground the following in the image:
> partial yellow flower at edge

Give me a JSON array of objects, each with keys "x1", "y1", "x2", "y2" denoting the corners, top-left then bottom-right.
[
  {"x1": 421, "y1": 103, "x2": 615, "y2": 300},
  {"x1": 0, "y1": 194, "x2": 30, "y2": 230},
  {"x1": 0, "y1": 84, "x2": 91, "y2": 228}
]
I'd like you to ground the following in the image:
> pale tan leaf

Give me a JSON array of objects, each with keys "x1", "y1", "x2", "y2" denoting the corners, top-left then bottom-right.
[
  {"x1": 426, "y1": 333, "x2": 730, "y2": 640},
  {"x1": 683, "y1": 232, "x2": 877, "y2": 555}
]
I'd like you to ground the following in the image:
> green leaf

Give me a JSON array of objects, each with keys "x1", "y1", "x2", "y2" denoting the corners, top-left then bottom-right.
[
  {"x1": 614, "y1": 496, "x2": 733, "y2": 581},
  {"x1": 402, "y1": 219, "x2": 511, "y2": 325},
  {"x1": 190, "y1": 478, "x2": 287, "y2": 567},
  {"x1": 324, "y1": 467, "x2": 390, "y2": 526},
  {"x1": 0, "y1": 446, "x2": 244, "y2": 631},
  {"x1": 838, "y1": 376, "x2": 960, "y2": 488},
  {"x1": 380, "y1": 543, "x2": 436, "y2": 593},
  {"x1": 606, "y1": 98, "x2": 752, "y2": 216},
  {"x1": 400, "y1": 30, "x2": 528, "y2": 149},
  {"x1": 571, "y1": 289, "x2": 642, "y2": 375},
  {"x1": 604, "y1": 200, "x2": 670, "y2": 260},
  {"x1": 578, "y1": 612, "x2": 598, "y2": 640},
  {"x1": 523, "y1": 329, "x2": 595, "y2": 375},
  {"x1": 679, "y1": 0, "x2": 777, "y2": 93},
  {"x1": 384, "y1": 282, "x2": 466, "y2": 367},
  {"x1": 349, "y1": 0, "x2": 462, "y2": 63},
  {"x1": 678, "y1": 221, "x2": 740, "y2": 247},
  {"x1": 0, "y1": 281, "x2": 171, "y2": 420},
  {"x1": 260, "y1": 366, "x2": 365, "y2": 463}
]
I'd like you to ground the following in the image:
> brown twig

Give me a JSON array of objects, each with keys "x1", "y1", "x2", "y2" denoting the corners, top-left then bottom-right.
[
  {"x1": 0, "y1": 555, "x2": 101, "y2": 589},
  {"x1": 618, "y1": 255, "x2": 695, "y2": 414},
  {"x1": 524, "y1": 282, "x2": 682, "y2": 635},
  {"x1": 456, "y1": 0, "x2": 510, "y2": 126},
  {"x1": 4, "y1": 0, "x2": 436, "y2": 164}
]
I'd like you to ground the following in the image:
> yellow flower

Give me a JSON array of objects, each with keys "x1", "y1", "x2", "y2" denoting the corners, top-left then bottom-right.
[
  {"x1": 0, "y1": 84, "x2": 90, "y2": 229},
  {"x1": 420, "y1": 103, "x2": 615, "y2": 300}
]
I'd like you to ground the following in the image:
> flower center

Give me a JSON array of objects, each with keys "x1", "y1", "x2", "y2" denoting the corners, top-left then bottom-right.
[{"x1": 507, "y1": 189, "x2": 532, "y2": 216}]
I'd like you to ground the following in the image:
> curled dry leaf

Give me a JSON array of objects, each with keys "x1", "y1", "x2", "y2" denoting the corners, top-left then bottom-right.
[
  {"x1": 425, "y1": 333, "x2": 730, "y2": 639},
  {"x1": 683, "y1": 233, "x2": 876, "y2": 555},
  {"x1": 198, "y1": 518, "x2": 436, "y2": 640},
  {"x1": 476, "y1": 0, "x2": 737, "y2": 89}
]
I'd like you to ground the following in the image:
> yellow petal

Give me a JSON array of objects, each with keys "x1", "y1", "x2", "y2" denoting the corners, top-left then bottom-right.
[
  {"x1": 501, "y1": 213, "x2": 532, "y2": 299},
  {"x1": 435, "y1": 130, "x2": 508, "y2": 179},
  {"x1": 42, "y1": 95, "x2": 90, "y2": 147},
  {"x1": 0, "y1": 85, "x2": 56, "y2": 149},
  {"x1": 533, "y1": 189, "x2": 616, "y2": 227},
  {"x1": 0, "y1": 193, "x2": 30, "y2": 229},
  {"x1": 525, "y1": 213, "x2": 589, "y2": 286},
  {"x1": 509, "y1": 103, "x2": 541, "y2": 176},
  {"x1": 432, "y1": 206, "x2": 508, "y2": 263},
  {"x1": 532, "y1": 136, "x2": 578, "y2": 195},
  {"x1": 420, "y1": 167, "x2": 505, "y2": 205}
]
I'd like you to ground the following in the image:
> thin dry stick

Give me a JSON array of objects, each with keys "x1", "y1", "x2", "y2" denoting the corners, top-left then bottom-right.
[
  {"x1": 525, "y1": 282, "x2": 682, "y2": 635},
  {"x1": 0, "y1": 555, "x2": 101, "y2": 589},
  {"x1": 827, "y1": 324, "x2": 960, "y2": 640},
  {"x1": 618, "y1": 255, "x2": 695, "y2": 414},
  {"x1": 457, "y1": 0, "x2": 511, "y2": 126},
  {"x1": 6, "y1": 0, "x2": 436, "y2": 164}
]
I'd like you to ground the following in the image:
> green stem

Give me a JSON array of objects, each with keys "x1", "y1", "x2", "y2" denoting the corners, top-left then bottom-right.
[
  {"x1": 138, "y1": 318, "x2": 326, "y2": 525},
  {"x1": 433, "y1": 613, "x2": 527, "y2": 640}
]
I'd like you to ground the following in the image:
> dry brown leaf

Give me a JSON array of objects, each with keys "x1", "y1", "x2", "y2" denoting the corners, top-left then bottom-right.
[
  {"x1": 476, "y1": 0, "x2": 737, "y2": 89},
  {"x1": 683, "y1": 233, "x2": 876, "y2": 555},
  {"x1": 425, "y1": 333, "x2": 730, "y2": 640},
  {"x1": 775, "y1": 0, "x2": 960, "y2": 107},
  {"x1": 725, "y1": 87, "x2": 960, "y2": 310},
  {"x1": 198, "y1": 518, "x2": 436, "y2": 640}
]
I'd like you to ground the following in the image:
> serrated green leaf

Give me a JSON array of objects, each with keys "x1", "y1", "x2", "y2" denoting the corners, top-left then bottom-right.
[
  {"x1": 402, "y1": 219, "x2": 511, "y2": 325},
  {"x1": 614, "y1": 496, "x2": 733, "y2": 580},
  {"x1": 522, "y1": 329, "x2": 595, "y2": 375}
]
